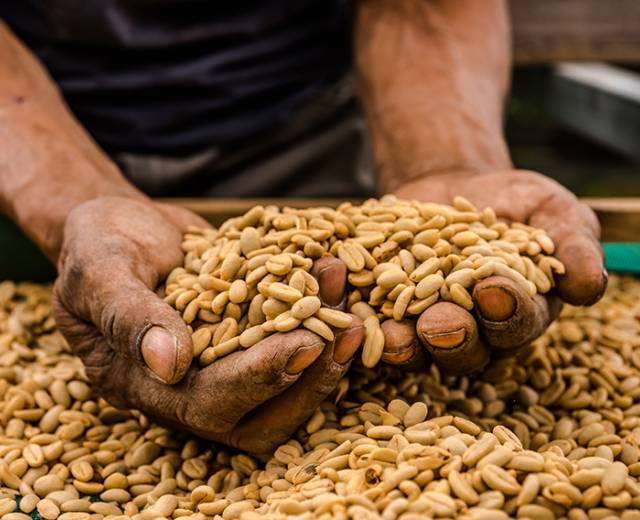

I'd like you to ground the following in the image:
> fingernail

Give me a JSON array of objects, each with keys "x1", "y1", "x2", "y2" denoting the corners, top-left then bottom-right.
[
  {"x1": 141, "y1": 326, "x2": 178, "y2": 383},
  {"x1": 333, "y1": 326, "x2": 364, "y2": 364},
  {"x1": 285, "y1": 342, "x2": 325, "y2": 374},
  {"x1": 380, "y1": 320, "x2": 417, "y2": 365},
  {"x1": 586, "y1": 269, "x2": 609, "y2": 306},
  {"x1": 382, "y1": 344, "x2": 417, "y2": 364},
  {"x1": 475, "y1": 287, "x2": 517, "y2": 322},
  {"x1": 318, "y1": 264, "x2": 346, "y2": 307},
  {"x1": 422, "y1": 328, "x2": 466, "y2": 349}
]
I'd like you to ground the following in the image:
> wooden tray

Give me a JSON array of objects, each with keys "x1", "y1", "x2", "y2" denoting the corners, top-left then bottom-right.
[{"x1": 582, "y1": 198, "x2": 640, "y2": 242}]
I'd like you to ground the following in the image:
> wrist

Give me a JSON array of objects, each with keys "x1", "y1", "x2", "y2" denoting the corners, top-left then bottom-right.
[
  {"x1": 372, "y1": 98, "x2": 513, "y2": 194},
  {"x1": 1, "y1": 95, "x2": 147, "y2": 262},
  {"x1": 0, "y1": 21, "x2": 148, "y2": 263},
  {"x1": 391, "y1": 168, "x2": 489, "y2": 200},
  {"x1": 6, "y1": 173, "x2": 145, "y2": 263}
]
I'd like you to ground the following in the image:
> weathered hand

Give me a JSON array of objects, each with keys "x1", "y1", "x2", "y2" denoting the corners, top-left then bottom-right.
[
  {"x1": 381, "y1": 169, "x2": 607, "y2": 374},
  {"x1": 52, "y1": 196, "x2": 363, "y2": 456}
]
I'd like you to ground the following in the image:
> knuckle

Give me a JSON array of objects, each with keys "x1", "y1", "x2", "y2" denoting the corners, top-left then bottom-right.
[
  {"x1": 247, "y1": 363, "x2": 293, "y2": 394},
  {"x1": 57, "y1": 253, "x2": 90, "y2": 299},
  {"x1": 79, "y1": 341, "x2": 116, "y2": 370},
  {"x1": 307, "y1": 365, "x2": 346, "y2": 401},
  {"x1": 97, "y1": 298, "x2": 124, "y2": 348},
  {"x1": 308, "y1": 380, "x2": 338, "y2": 403},
  {"x1": 51, "y1": 292, "x2": 97, "y2": 355},
  {"x1": 85, "y1": 365, "x2": 129, "y2": 409},
  {"x1": 220, "y1": 428, "x2": 288, "y2": 457},
  {"x1": 174, "y1": 396, "x2": 235, "y2": 435},
  {"x1": 172, "y1": 370, "x2": 238, "y2": 434}
]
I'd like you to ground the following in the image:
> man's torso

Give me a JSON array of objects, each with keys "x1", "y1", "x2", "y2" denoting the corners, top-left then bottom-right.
[{"x1": 2, "y1": 1, "x2": 352, "y2": 156}]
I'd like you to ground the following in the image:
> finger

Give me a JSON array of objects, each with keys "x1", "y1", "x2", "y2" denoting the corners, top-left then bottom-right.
[
  {"x1": 530, "y1": 194, "x2": 607, "y2": 306},
  {"x1": 52, "y1": 295, "x2": 119, "y2": 387},
  {"x1": 219, "y1": 317, "x2": 364, "y2": 456},
  {"x1": 53, "y1": 296, "x2": 180, "y2": 413},
  {"x1": 473, "y1": 276, "x2": 562, "y2": 352},
  {"x1": 54, "y1": 269, "x2": 193, "y2": 385},
  {"x1": 381, "y1": 319, "x2": 429, "y2": 370},
  {"x1": 311, "y1": 256, "x2": 347, "y2": 307},
  {"x1": 80, "y1": 326, "x2": 325, "y2": 438},
  {"x1": 554, "y1": 231, "x2": 607, "y2": 306},
  {"x1": 191, "y1": 329, "x2": 326, "y2": 431},
  {"x1": 416, "y1": 302, "x2": 490, "y2": 375},
  {"x1": 56, "y1": 286, "x2": 330, "y2": 443}
]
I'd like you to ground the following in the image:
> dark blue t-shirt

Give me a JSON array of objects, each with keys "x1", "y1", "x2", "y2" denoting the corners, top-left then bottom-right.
[{"x1": 1, "y1": 1, "x2": 351, "y2": 155}]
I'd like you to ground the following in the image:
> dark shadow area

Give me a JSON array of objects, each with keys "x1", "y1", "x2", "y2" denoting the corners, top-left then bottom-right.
[{"x1": 508, "y1": 67, "x2": 640, "y2": 197}]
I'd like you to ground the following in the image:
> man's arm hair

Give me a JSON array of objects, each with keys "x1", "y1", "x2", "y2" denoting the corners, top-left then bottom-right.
[
  {"x1": 354, "y1": 0, "x2": 513, "y2": 193},
  {"x1": 0, "y1": 21, "x2": 145, "y2": 262}
]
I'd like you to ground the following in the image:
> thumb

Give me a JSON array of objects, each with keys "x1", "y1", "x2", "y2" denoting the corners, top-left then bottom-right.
[
  {"x1": 75, "y1": 270, "x2": 193, "y2": 384},
  {"x1": 140, "y1": 324, "x2": 192, "y2": 385}
]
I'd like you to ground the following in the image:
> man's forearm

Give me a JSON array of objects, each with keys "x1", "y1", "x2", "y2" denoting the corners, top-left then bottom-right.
[
  {"x1": 0, "y1": 21, "x2": 144, "y2": 262},
  {"x1": 355, "y1": 0, "x2": 513, "y2": 193}
]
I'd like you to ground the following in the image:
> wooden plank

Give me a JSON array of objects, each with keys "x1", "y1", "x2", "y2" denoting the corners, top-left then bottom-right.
[
  {"x1": 510, "y1": 0, "x2": 640, "y2": 63},
  {"x1": 165, "y1": 197, "x2": 640, "y2": 243},
  {"x1": 583, "y1": 198, "x2": 640, "y2": 242}
]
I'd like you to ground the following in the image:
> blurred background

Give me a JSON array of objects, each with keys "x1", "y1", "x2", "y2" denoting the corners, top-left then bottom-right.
[{"x1": 507, "y1": 0, "x2": 640, "y2": 196}]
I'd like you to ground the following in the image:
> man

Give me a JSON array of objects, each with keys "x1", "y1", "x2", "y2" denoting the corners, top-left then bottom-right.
[{"x1": 0, "y1": 1, "x2": 605, "y2": 456}]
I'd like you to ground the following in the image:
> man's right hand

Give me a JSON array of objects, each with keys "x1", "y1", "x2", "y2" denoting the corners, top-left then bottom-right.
[
  {"x1": 52, "y1": 196, "x2": 364, "y2": 457},
  {"x1": 1, "y1": 17, "x2": 367, "y2": 457}
]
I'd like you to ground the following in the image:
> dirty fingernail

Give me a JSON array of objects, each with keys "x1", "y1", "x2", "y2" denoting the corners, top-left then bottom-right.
[
  {"x1": 382, "y1": 343, "x2": 417, "y2": 364},
  {"x1": 380, "y1": 319, "x2": 417, "y2": 365},
  {"x1": 318, "y1": 263, "x2": 346, "y2": 307},
  {"x1": 475, "y1": 286, "x2": 517, "y2": 321},
  {"x1": 141, "y1": 326, "x2": 178, "y2": 383},
  {"x1": 285, "y1": 342, "x2": 325, "y2": 374},
  {"x1": 586, "y1": 268, "x2": 609, "y2": 306},
  {"x1": 422, "y1": 328, "x2": 467, "y2": 349},
  {"x1": 333, "y1": 326, "x2": 364, "y2": 364}
]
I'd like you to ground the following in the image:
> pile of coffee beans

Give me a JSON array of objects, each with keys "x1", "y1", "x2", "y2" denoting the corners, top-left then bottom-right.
[
  {"x1": 165, "y1": 196, "x2": 564, "y2": 368},
  {"x1": 2, "y1": 272, "x2": 640, "y2": 519}
]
